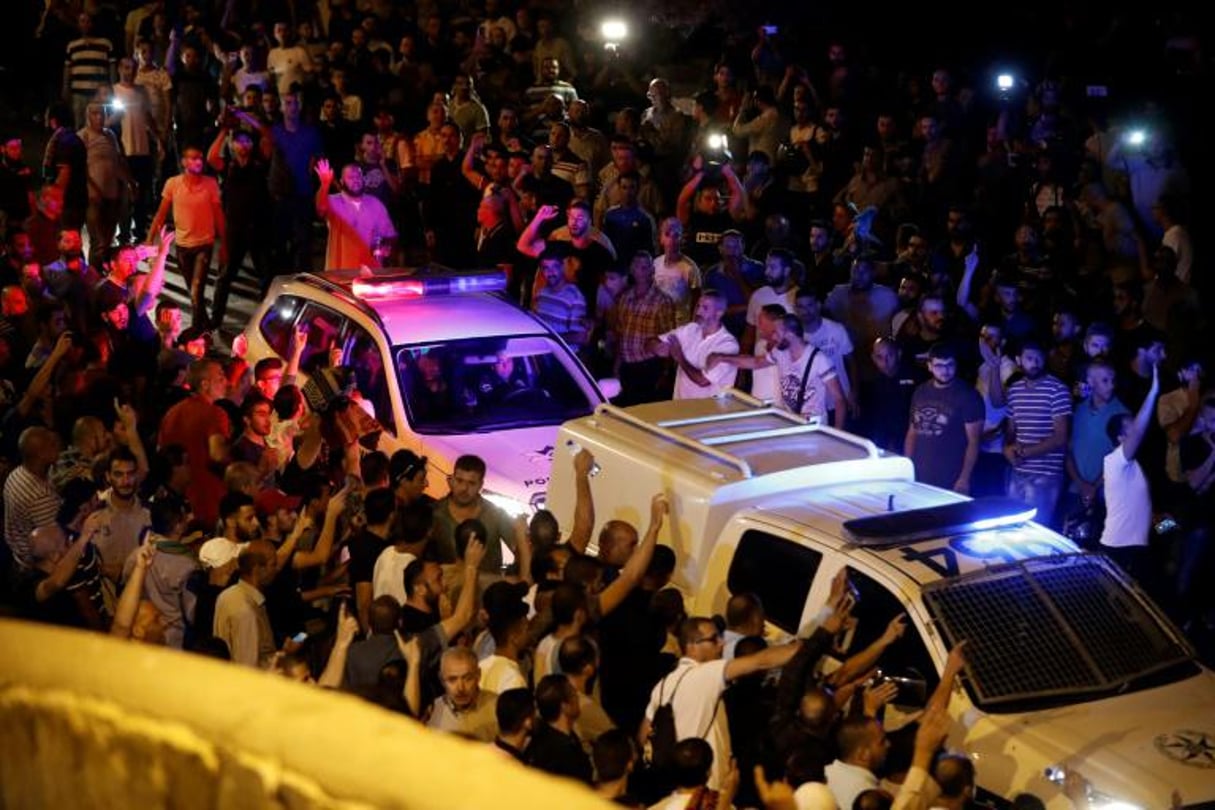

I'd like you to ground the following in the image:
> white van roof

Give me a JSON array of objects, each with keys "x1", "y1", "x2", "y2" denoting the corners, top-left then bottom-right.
[{"x1": 573, "y1": 392, "x2": 910, "y2": 488}]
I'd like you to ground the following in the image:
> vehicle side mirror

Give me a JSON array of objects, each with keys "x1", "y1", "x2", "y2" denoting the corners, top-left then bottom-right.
[
  {"x1": 887, "y1": 674, "x2": 929, "y2": 707},
  {"x1": 597, "y1": 377, "x2": 622, "y2": 399}
]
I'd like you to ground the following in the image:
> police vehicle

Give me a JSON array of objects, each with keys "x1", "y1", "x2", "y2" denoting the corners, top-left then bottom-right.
[
  {"x1": 243, "y1": 268, "x2": 617, "y2": 515},
  {"x1": 548, "y1": 391, "x2": 1215, "y2": 810}
]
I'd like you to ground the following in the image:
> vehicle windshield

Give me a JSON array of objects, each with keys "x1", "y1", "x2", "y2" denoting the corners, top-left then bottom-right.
[
  {"x1": 923, "y1": 553, "x2": 1199, "y2": 712},
  {"x1": 395, "y1": 334, "x2": 598, "y2": 434}
]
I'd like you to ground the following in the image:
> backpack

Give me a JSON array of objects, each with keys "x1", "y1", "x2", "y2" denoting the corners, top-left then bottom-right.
[{"x1": 648, "y1": 668, "x2": 692, "y2": 771}]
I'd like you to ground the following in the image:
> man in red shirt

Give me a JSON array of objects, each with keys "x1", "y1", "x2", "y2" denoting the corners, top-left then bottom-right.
[{"x1": 157, "y1": 358, "x2": 230, "y2": 526}]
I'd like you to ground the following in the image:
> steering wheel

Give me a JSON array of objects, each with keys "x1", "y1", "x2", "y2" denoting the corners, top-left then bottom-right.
[{"x1": 501, "y1": 386, "x2": 551, "y2": 406}]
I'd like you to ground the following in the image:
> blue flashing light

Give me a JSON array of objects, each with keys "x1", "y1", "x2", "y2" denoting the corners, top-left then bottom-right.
[{"x1": 970, "y1": 506, "x2": 1037, "y2": 531}]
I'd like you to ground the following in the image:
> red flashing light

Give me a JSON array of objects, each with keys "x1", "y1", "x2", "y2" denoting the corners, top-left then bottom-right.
[{"x1": 351, "y1": 271, "x2": 508, "y2": 300}]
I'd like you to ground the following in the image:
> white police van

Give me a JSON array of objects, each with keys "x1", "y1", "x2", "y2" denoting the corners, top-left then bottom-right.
[
  {"x1": 243, "y1": 268, "x2": 616, "y2": 515},
  {"x1": 548, "y1": 392, "x2": 1215, "y2": 810}
]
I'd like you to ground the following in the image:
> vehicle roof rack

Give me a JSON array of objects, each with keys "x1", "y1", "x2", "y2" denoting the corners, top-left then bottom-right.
[{"x1": 591, "y1": 391, "x2": 881, "y2": 480}]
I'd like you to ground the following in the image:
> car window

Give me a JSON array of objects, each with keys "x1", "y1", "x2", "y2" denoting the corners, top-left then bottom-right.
[
  {"x1": 298, "y1": 302, "x2": 345, "y2": 372},
  {"x1": 259, "y1": 295, "x2": 304, "y2": 358},
  {"x1": 842, "y1": 569, "x2": 938, "y2": 690},
  {"x1": 345, "y1": 323, "x2": 395, "y2": 434},
  {"x1": 727, "y1": 530, "x2": 822, "y2": 633},
  {"x1": 394, "y1": 334, "x2": 597, "y2": 434}
]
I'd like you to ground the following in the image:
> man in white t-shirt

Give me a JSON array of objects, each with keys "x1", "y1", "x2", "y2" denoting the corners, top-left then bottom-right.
[
  {"x1": 1099, "y1": 361, "x2": 1160, "y2": 581},
  {"x1": 647, "y1": 290, "x2": 739, "y2": 399},
  {"x1": 478, "y1": 603, "x2": 529, "y2": 694},
  {"x1": 652, "y1": 217, "x2": 701, "y2": 321},
  {"x1": 795, "y1": 289, "x2": 856, "y2": 418},
  {"x1": 744, "y1": 248, "x2": 799, "y2": 400},
  {"x1": 711, "y1": 313, "x2": 846, "y2": 427},
  {"x1": 372, "y1": 500, "x2": 431, "y2": 604},
  {"x1": 267, "y1": 22, "x2": 314, "y2": 96},
  {"x1": 640, "y1": 616, "x2": 801, "y2": 791}
]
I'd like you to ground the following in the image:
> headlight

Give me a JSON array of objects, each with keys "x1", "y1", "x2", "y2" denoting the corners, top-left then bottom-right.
[
  {"x1": 1046, "y1": 766, "x2": 1142, "y2": 810},
  {"x1": 483, "y1": 491, "x2": 530, "y2": 518}
]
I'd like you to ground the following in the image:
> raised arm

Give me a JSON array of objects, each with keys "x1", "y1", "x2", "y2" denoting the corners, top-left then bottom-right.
[
  {"x1": 133, "y1": 227, "x2": 174, "y2": 315},
  {"x1": 725, "y1": 637, "x2": 803, "y2": 682},
  {"x1": 721, "y1": 163, "x2": 746, "y2": 221},
  {"x1": 317, "y1": 602, "x2": 359, "y2": 688},
  {"x1": 827, "y1": 614, "x2": 908, "y2": 687},
  {"x1": 1123, "y1": 362, "x2": 1160, "y2": 462},
  {"x1": 515, "y1": 204, "x2": 560, "y2": 258},
  {"x1": 565, "y1": 448, "x2": 597, "y2": 554},
  {"x1": 314, "y1": 158, "x2": 335, "y2": 218},
  {"x1": 676, "y1": 170, "x2": 703, "y2": 225},
  {"x1": 111, "y1": 543, "x2": 155, "y2": 639},
  {"x1": 35, "y1": 530, "x2": 91, "y2": 606},
  {"x1": 292, "y1": 488, "x2": 347, "y2": 569},
  {"x1": 18, "y1": 333, "x2": 72, "y2": 418},
  {"x1": 597, "y1": 494, "x2": 666, "y2": 617},
  {"x1": 438, "y1": 537, "x2": 486, "y2": 640},
  {"x1": 461, "y1": 132, "x2": 489, "y2": 191},
  {"x1": 955, "y1": 246, "x2": 981, "y2": 321}
]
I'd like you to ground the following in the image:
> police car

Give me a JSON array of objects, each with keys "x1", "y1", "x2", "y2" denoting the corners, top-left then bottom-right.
[
  {"x1": 548, "y1": 393, "x2": 1215, "y2": 810},
  {"x1": 242, "y1": 268, "x2": 617, "y2": 515}
]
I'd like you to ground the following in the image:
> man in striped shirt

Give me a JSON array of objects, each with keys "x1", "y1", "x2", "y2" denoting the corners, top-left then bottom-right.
[
  {"x1": 532, "y1": 246, "x2": 588, "y2": 350},
  {"x1": 63, "y1": 13, "x2": 115, "y2": 129},
  {"x1": 1003, "y1": 339, "x2": 1072, "y2": 529},
  {"x1": 3, "y1": 427, "x2": 63, "y2": 571}
]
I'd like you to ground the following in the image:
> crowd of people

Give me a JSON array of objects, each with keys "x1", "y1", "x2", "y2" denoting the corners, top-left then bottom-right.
[{"x1": 1, "y1": 0, "x2": 1211, "y2": 807}]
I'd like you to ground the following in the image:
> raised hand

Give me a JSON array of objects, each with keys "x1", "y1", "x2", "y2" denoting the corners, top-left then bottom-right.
[{"x1": 315, "y1": 158, "x2": 335, "y2": 187}]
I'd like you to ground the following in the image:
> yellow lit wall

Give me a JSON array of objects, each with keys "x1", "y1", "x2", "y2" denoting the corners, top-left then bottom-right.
[{"x1": 0, "y1": 619, "x2": 614, "y2": 809}]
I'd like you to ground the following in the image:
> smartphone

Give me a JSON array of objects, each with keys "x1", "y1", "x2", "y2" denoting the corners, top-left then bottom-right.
[
  {"x1": 291, "y1": 631, "x2": 308, "y2": 644},
  {"x1": 762, "y1": 25, "x2": 778, "y2": 35}
]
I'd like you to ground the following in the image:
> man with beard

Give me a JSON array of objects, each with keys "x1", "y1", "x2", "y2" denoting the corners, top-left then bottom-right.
[
  {"x1": 40, "y1": 227, "x2": 100, "y2": 335},
  {"x1": 86, "y1": 447, "x2": 152, "y2": 583},
  {"x1": 518, "y1": 199, "x2": 616, "y2": 307},
  {"x1": 147, "y1": 145, "x2": 226, "y2": 329},
  {"x1": 531, "y1": 246, "x2": 588, "y2": 351},
  {"x1": 710, "y1": 313, "x2": 845, "y2": 427},
  {"x1": 647, "y1": 290, "x2": 738, "y2": 399},
  {"x1": 743, "y1": 249, "x2": 799, "y2": 401},
  {"x1": 430, "y1": 455, "x2": 518, "y2": 575},
  {"x1": 905, "y1": 343, "x2": 984, "y2": 494},
  {"x1": 315, "y1": 159, "x2": 396, "y2": 270},
  {"x1": 213, "y1": 503, "x2": 277, "y2": 668},
  {"x1": 1004, "y1": 339, "x2": 1072, "y2": 528}
]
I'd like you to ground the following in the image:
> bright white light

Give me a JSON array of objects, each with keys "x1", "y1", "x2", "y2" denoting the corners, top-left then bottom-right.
[
  {"x1": 601, "y1": 20, "x2": 627, "y2": 42},
  {"x1": 110, "y1": 98, "x2": 126, "y2": 110},
  {"x1": 1126, "y1": 129, "x2": 1147, "y2": 147},
  {"x1": 969, "y1": 507, "x2": 1037, "y2": 531},
  {"x1": 996, "y1": 73, "x2": 1014, "y2": 91},
  {"x1": 707, "y1": 133, "x2": 727, "y2": 150},
  {"x1": 483, "y1": 491, "x2": 531, "y2": 517}
]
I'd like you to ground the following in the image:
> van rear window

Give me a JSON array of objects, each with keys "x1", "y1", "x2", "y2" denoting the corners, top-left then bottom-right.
[
  {"x1": 923, "y1": 554, "x2": 1197, "y2": 711},
  {"x1": 727, "y1": 530, "x2": 822, "y2": 633}
]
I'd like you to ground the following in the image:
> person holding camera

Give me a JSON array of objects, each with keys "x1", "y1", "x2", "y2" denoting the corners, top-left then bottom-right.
[{"x1": 676, "y1": 155, "x2": 745, "y2": 269}]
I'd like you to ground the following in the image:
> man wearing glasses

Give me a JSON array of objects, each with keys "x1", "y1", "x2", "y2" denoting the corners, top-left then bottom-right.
[{"x1": 639, "y1": 615, "x2": 801, "y2": 791}]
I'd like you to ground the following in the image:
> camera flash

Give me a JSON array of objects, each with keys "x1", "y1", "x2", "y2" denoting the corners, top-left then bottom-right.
[
  {"x1": 1126, "y1": 129, "x2": 1147, "y2": 147},
  {"x1": 707, "y1": 133, "x2": 727, "y2": 150},
  {"x1": 996, "y1": 74, "x2": 1014, "y2": 91}
]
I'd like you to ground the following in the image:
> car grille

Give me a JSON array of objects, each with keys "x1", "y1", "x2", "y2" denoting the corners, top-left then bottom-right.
[{"x1": 923, "y1": 554, "x2": 1190, "y2": 706}]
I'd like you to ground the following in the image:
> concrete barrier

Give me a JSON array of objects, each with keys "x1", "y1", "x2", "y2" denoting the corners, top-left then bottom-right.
[{"x1": 0, "y1": 619, "x2": 614, "y2": 809}]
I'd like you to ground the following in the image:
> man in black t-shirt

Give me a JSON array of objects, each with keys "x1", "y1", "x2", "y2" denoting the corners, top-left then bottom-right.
[
  {"x1": 347, "y1": 487, "x2": 395, "y2": 631},
  {"x1": 676, "y1": 159, "x2": 745, "y2": 268}
]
